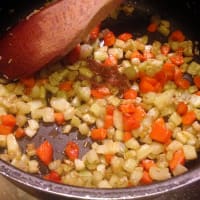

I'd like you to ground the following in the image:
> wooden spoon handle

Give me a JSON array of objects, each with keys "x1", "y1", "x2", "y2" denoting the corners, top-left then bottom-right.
[{"x1": 0, "y1": 0, "x2": 123, "y2": 79}]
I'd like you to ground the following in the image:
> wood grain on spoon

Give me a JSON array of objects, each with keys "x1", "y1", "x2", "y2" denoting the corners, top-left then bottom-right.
[{"x1": 0, "y1": 0, "x2": 123, "y2": 79}]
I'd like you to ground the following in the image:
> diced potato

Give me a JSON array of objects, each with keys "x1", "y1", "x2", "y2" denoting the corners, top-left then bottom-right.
[
  {"x1": 137, "y1": 144, "x2": 152, "y2": 160},
  {"x1": 111, "y1": 156, "x2": 124, "y2": 173},
  {"x1": 98, "y1": 180, "x2": 112, "y2": 188},
  {"x1": 166, "y1": 140, "x2": 183, "y2": 152},
  {"x1": 113, "y1": 109, "x2": 123, "y2": 131},
  {"x1": 94, "y1": 51, "x2": 108, "y2": 61},
  {"x1": 28, "y1": 119, "x2": 39, "y2": 130},
  {"x1": 42, "y1": 107, "x2": 54, "y2": 122},
  {"x1": 7, "y1": 134, "x2": 20, "y2": 157},
  {"x1": 24, "y1": 127, "x2": 37, "y2": 138},
  {"x1": 183, "y1": 145, "x2": 197, "y2": 160},
  {"x1": 74, "y1": 159, "x2": 85, "y2": 171},
  {"x1": 27, "y1": 100, "x2": 44, "y2": 112},
  {"x1": 16, "y1": 101, "x2": 30, "y2": 114},
  {"x1": 123, "y1": 158, "x2": 138, "y2": 172},
  {"x1": 149, "y1": 166, "x2": 171, "y2": 181},
  {"x1": 108, "y1": 48, "x2": 123, "y2": 59},
  {"x1": 28, "y1": 160, "x2": 39, "y2": 173},
  {"x1": 172, "y1": 164, "x2": 188, "y2": 176},
  {"x1": 130, "y1": 167, "x2": 143, "y2": 185},
  {"x1": 125, "y1": 138, "x2": 140, "y2": 150},
  {"x1": 50, "y1": 97, "x2": 70, "y2": 112}
]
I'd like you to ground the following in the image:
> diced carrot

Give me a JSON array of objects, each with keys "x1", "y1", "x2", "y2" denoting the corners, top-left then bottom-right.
[
  {"x1": 139, "y1": 77, "x2": 155, "y2": 93},
  {"x1": 194, "y1": 76, "x2": 200, "y2": 89},
  {"x1": 15, "y1": 127, "x2": 25, "y2": 139},
  {"x1": 133, "y1": 106, "x2": 146, "y2": 121},
  {"x1": 141, "y1": 159, "x2": 156, "y2": 171},
  {"x1": 174, "y1": 67, "x2": 183, "y2": 80},
  {"x1": 91, "y1": 86, "x2": 110, "y2": 99},
  {"x1": 119, "y1": 103, "x2": 136, "y2": 114},
  {"x1": 44, "y1": 171, "x2": 61, "y2": 183},
  {"x1": 20, "y1": 77, "x2": 36, "y2": 88},
  {"x1": 182, "y1": 111, "x2": 196, "y2": 125},
  {"x1": 105, "y1": 154, "x2": 114, "y2": 165},
  {"x1": 0, "y1": 124, "x2": 13, "y2": 135},
  {"x1": 65, "y1": 44, "x2": 81, "y2": 64},
  {"x1": 54, "y1": 112, "x2": 65, "y2": 125},
  {"x1": 130, "y1": 50, "x2": 144, "y2": 61},
  {"x1": 150, "y1": 117, "x2": 172, "y2": 144},
  {"x1": 91, "y1": 128, "x2": 107, "y2": 140},
  {"x1": 139, "y1": 76, "x2": 162, "y2": 93},
  {"x1": 160, "y1": 44, "x2": 170, "y2": 55},
  {"x1": 104, "y1": 31, "x2": 116, "y2": 47},
  {"x1": 65, "y1": 141, "x2": 79, "y2": 161},
  {"x1": 118, "y1": 32, "x2": 133, "y2": 41},
  {"x1": 1, "y1": 114, "x2": 16, "y2": 127},
  {"x1": 176, "y1": 78, "x2": 190, "y2": 89},
  {"x1": 176, "y1": 102, "x2": 188, "y2": 116},
  {"x1": 59, "y1": 81, "x2": 73, "y2": 92},
  {"x1": 104, "y1": 114, "x2": 113, "y2": 129},
  {"x1": 122, "y1": 106, "x2": 145, "y2": 132},
  {"x1": 106, "y1": 104, "x2": 115, "y2": 115},
  {"x1": 154, "y1": 70, "x2": 167, "y2": 86},
  {"x1": 170, "y1": 55, "x2": 184, "y2": 66},
  {"x1": 103, "y1": 55, "x2": 118, "y2": 67},
  {"x1": 169, "y1": 149, "x2": 185, "y2": 171},
  {"x1": 162, "y1": 62, "x2": 175, "y2": 81},
  {"x1": 147, "y1": 23, "x2": 158, "y2": 33},
  {"x1": 141, "y1": 171, "x2": 153, "y2": 184},
  {"x1": 123, "y1": 131, "x2": 132, "y2": 142},
  {"x1": 169, "y1": 30, "x2": 185, "y2": 42},
  {"x1": 123, "y1": 89, "x2": 137, "y2": 99},
  {"x1": 36, "y1": 140, "x2": 53, "y2": 165},
  {"x1": 90, "y1": 24, "x2": 100, "y2": 40},
  {"x1": 123, "y1": 114, "x2": 141, "y2": 131}
]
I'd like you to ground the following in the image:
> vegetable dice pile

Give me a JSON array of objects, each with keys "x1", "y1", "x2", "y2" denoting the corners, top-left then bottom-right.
[{"x1": 0, "y1": 16, "x2": 200, "y2": 188}]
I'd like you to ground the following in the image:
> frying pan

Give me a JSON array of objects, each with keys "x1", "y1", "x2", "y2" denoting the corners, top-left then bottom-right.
[{"x1": 0, "y1": 0, "x2": 200, "y2": 199}]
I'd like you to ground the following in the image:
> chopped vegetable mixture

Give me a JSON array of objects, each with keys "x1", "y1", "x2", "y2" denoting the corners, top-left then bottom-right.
[{"x1": 0, "y1": 16, "x2": 200, "y2": 188}]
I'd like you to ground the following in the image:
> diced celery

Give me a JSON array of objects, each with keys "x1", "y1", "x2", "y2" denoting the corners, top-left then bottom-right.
[
  {"x1": 89, "y1": 102, "x2": 105, "y2": 118},
  {"x1": 45, "y1": 83, "x2": 58, "y2": 94},
  {"x1": 76, "y1": 86, "x2": 91, "y2": 102},
  {"x1": 70, "y1": 116, "x2": 81, "y2": 127},
  {"x1": 187, "y1": 61, "x2": 200, "y2": 75},
  {"x1": 169, "y1": 112, "x2": 182, "y2": 126},
  {"x1": 122, "y1": 66, "x2": 137, "y2": 80},
  {"x1": 158, "y1": 25, "x2": 170, "y2": 36},
  {"x1": 79, "y1": 67, "x2": 93, "y2": 78}
]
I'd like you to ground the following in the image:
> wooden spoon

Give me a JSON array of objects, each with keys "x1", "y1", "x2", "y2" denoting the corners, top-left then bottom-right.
[{"x1": 0, "y1": 0, "x2": 123, "y2": 79}]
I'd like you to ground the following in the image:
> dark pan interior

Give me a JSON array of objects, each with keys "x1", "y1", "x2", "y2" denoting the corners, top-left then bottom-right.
[{"x1": 0, "y1": 0, "x2": 200, "y2": 199}]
